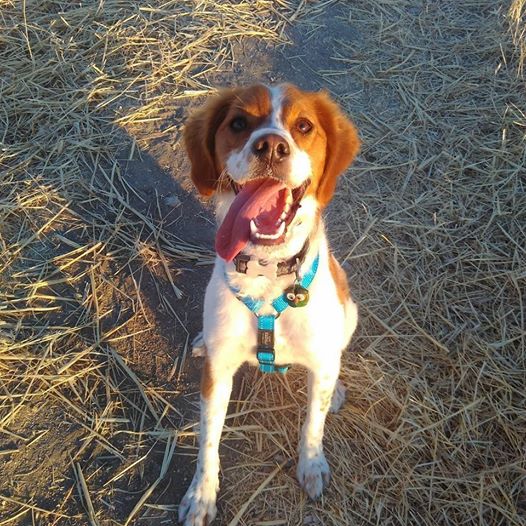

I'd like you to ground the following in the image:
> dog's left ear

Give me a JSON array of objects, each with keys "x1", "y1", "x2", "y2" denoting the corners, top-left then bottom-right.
[
  {"x1": 314, "y1": 91, "x2": 361, "y2": 207},
  {"x1": 184, "y1": 88, "x2": 240, "y2": 196}
]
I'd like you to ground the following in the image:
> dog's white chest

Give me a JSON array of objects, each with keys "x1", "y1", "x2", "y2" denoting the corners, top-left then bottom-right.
[
  {"x1": 238, "y1": 274, "x2": 348, "y2": 369},
  {"x1": 202, "y1": 235, "x2": 354, "y2": 372}
]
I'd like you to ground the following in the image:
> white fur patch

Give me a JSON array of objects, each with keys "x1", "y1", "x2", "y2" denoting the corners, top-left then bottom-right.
[
  {"x1": 269, "y1": 85, "x2": 285, "y2": 127},
  {"x1": 297, "y1": 451, "x2": 331, "y2": 500},
  {"x1": 191, "y1": 331, "x2": 206, "y2": 357},
  {"x1": 179, "y1": 373, "x2": 235, "y2": 525}
]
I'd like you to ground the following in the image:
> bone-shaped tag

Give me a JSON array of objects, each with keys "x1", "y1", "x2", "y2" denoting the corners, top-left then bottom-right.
[{"x1": 245, "y1": 259, "x2": 276, "y2": 278}]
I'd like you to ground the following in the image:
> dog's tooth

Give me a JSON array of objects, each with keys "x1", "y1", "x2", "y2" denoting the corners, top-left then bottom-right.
[
  {"x1": 252, "y1": 220, "x2": 286, "y2": 241},
  {"x1": 269, "y1": 222, "x2": 286, "y2": 239}
]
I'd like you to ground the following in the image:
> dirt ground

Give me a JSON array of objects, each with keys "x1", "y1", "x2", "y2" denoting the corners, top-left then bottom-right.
[{"x1": 1, "y1": 1, "x2": 525, "y2": 525}]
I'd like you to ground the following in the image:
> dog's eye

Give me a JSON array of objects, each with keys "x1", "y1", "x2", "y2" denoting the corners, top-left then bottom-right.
[
  {"x1": 230, "y1": 116, "x2": 247, "y2": 132},
  {"x1": 296, "y1": 118, "x2": 313, "y2": 134}
]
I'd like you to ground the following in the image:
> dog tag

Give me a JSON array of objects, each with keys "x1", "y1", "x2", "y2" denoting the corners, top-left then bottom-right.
[{"x1": 284, "y1": 284, "x2": 309, "y2": 307}]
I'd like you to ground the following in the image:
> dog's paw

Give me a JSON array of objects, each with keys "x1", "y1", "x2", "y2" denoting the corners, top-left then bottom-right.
[
  {"x1": 297, "y1": 452, "x2": 331, "y2": 500},
  {"x1": 191, "y1": 331, "x2": 206, "y2": 357},
  {"x1": 178, "y1": 475, "x2": 218, "y2": 525},
  {"x1": 329, "y1": 379, "x2": 346, "y2": 413}
]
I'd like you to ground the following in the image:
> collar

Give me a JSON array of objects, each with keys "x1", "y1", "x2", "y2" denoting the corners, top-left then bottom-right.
[{"x1": 232, "y1": 241, "x2": 309, "y2": 278}]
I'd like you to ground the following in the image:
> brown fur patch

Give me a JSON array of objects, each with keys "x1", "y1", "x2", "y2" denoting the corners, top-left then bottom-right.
[
  {"x1": 213, "y1": 84, "x2": 272, "y2": 177},
  {"x1": 184, "y1": 88, "x2": 243, "y2": 196},
  {"x1": 200, "y1": 358, "x2": 214, "y2": 399},
  {"x1": 282, "y1": 85, "x2": 361, "y2": 207},
  {"x1": 328, "y1": 253, "x2": 350, "y2": 305}
]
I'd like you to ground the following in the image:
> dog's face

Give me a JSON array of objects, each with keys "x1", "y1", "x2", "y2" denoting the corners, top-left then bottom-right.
[{"x1": 184, "y1": 83, "x2": 360, "y2": 261}]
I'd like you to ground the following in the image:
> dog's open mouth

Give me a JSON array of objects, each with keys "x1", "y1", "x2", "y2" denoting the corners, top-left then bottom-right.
[{"x1": 215, "y1": 178, "x2": 310, "y2": 262}]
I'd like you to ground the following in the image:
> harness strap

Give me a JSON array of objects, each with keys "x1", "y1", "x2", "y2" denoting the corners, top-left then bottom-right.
[{"x1": 226, "y1": 254, "x2": 319, "y2": 374}]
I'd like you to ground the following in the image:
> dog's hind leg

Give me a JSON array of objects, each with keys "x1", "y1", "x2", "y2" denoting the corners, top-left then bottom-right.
[
  {"x1": 191, "y1": 331, "x2": 206, "y2": 357},
  {"x1": 329, "y1": 379, "x2": 346, "y2": 413}
]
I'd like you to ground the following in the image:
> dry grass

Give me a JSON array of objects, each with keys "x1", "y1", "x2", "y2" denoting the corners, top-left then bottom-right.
[
  {"x1": 1, "y1": 0, "x2": 525, "y2": 525},
  {"x1": 0, "y1": 1, "x2": 294, "y2": 524},
  {"x1": 215, "y1": 2, "x2": 526, "y2": 525}
]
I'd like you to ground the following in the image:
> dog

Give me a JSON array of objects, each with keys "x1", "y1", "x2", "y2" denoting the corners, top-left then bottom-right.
[{"x1": 178, "y1": 83, "x2": 360, "y2": 525}]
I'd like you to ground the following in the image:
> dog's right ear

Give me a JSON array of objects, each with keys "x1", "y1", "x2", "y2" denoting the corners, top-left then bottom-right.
[{"x1": 184, "y1": 89, "x2": 240, "y2": 196}]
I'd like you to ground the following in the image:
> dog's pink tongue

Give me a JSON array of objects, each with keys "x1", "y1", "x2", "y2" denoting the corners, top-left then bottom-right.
[{"x1": 216, "y1": 179, "x2": 285, "y2": 262}]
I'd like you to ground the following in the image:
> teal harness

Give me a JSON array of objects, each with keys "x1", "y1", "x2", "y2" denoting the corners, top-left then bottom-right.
[{"x1": 226, "y1": 254, "x2": 319, "y2": 374}]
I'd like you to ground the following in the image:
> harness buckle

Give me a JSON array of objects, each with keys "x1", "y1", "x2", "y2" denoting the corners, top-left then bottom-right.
[{"x1": 257, "y1": 328, "x2": 275, "y2": 365}]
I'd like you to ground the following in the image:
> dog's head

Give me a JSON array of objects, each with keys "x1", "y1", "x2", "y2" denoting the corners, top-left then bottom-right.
[{"x1": 184, "y1": 83, "x2": 360, "y2": 261}]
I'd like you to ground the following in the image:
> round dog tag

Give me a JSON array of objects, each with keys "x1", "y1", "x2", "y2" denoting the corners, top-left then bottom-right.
[{"x1": 284, "y1": 284, "x2": 309, "y2": 307}]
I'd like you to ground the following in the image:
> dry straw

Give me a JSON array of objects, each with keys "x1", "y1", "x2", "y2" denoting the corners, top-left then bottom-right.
[
  {"x1": 0, "y1": 0, "x2": 525, "y2": 525},
  {"x1": 0, "y1": 0, "x2": 291, "y2": 523},
  {"x1": 214, "y1": 2, "x2": 526, "y2": 525}
]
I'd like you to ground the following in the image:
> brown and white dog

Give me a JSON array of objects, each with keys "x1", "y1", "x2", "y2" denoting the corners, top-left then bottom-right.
[{"x1": 178, "y1": 83, "x2": 360, "y2": 525}]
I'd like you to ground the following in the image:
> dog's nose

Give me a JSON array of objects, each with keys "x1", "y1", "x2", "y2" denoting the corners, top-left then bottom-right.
[{"x1": 252, "y1": 134, "x2": 290, "y2": 163}]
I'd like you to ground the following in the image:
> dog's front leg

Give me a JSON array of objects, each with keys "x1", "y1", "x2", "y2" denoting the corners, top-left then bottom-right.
[
  {"x1": 179, "y1": 358, "x2": 234, "y2": 525},
  {"x1": 297, "y1": 364, "x2": 340, "y2": 500}
]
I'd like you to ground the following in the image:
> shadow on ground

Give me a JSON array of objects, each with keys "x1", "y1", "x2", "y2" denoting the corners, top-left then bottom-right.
[
  {"x1": 98, "y1": 2, "x2": 364, "y2": 522},
  {"x1": 0, "y1": 3, "x2": 364, "y2": 524}
]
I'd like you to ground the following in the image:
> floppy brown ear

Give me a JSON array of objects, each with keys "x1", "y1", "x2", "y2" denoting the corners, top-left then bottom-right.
[
  {"x1": 184, "y1": 89, "x2": 240, "y2": 196},
  {"x1": 314, "y1": 91, "x2": 361, "y2": 207}
]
